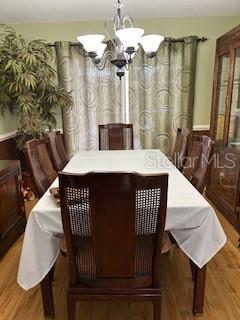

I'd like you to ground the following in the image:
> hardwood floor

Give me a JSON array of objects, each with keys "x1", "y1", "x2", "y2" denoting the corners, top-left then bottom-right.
[{"x1": 0, "y1": 200, "x2": 240, "y2": 319}]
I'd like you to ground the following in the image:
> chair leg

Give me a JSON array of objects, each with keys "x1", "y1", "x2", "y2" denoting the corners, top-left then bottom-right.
[
  {"x1": 67, "y1": 294, "x2": 76, "y2": 320},
  {"x1": 153, "y1": 297, "x2": 161, "y2": 320}
]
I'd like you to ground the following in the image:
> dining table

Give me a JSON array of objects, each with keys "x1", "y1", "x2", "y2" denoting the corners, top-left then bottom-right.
[{"x1": 17, "y1": 149, "x2": 226, "y2": 317}]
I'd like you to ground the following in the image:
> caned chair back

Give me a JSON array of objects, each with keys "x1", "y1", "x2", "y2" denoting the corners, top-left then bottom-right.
[
  {"x1": 59, "y1": 172, "x2": 168, "y2": 288},
  {"x1": 48, "y1": 131, "x2": 68, "y2": 171},
  {"x1": 172, "y1": 128, "x2": 190, "y2": 171},
  {"x1": 183, "y1": 135, "x2": 214, "y2": 193},
  {"x1": 98, "y1": 123, "x2": 134, "y2": 150},
  {"x1": 25, "y1": 139, "x2": 57, "y2": 197}
]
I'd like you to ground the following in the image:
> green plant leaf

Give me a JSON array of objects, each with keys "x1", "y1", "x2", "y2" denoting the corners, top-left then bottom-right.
[{"x1": 0, "y1": 24, "x2": 72, "y2": 149}]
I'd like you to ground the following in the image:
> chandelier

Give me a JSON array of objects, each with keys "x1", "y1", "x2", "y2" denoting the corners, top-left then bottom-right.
[{"x1": 77, "y1": 0, "x2": 164, "y2": 79}]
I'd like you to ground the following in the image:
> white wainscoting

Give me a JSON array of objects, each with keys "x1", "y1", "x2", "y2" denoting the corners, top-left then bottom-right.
[
  {"x1": 0, "y1": 129, "x2": 63, "y2": 143},
  {"x1": 0, "y1": 126, "x2": 209, "y2": 143},
  {"x1": 193, "y1": 125, "x2": 210, "y2": 131},
  {"x1": 0, "y1": 130, "x2": 18, "y2": 143}
]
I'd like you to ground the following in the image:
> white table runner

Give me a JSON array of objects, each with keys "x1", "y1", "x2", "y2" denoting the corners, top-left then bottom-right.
[{"x1": 17, "y1": 149, "x2": 226, "y2": 290}]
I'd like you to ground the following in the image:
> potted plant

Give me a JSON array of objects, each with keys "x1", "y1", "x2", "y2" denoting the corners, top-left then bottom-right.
[{"x1": 0, "y1": 24, "x2": 72, "y2": 149}]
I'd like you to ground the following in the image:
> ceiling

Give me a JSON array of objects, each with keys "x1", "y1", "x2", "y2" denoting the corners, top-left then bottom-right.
[{"x1": 0, "y1": 0, "x2": 240, "y2": 23}]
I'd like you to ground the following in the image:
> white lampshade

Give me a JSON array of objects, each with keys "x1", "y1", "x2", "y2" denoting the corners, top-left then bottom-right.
[
  {"x1": 77, "y1": 34, "x2": 105, "y2": 53},
  {"x1": 140, "y1": 35, "x2": 164, "y2": 55},
  {"x1": 116, "y1": 28, "x2": 144, "y2": 51},
  {"x1": 96, "y1": 43, "x2": 107, "y2": 59}
]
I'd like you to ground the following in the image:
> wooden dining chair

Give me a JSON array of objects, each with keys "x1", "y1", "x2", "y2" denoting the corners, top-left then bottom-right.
[
  {"x1": 98, "y1": 123, "x2": 134, "y2": 150},
  {"x1": 25, "y1": 139, "x2": 57, "y2": 197},
  {"x1": 182, "y1": 135, "x2": 214, "y2": 193},
  {"x1": 171, "y1": 128, "x2": 190, "y2": 171},
  {"x1": 47, "y1": 131, "x2": 69, "y2": 171},
  {"x1": 59, "y1": 171, "x2": 168, "y2": 320}
]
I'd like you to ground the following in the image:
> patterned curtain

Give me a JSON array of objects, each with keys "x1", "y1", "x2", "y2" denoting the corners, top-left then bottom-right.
[
  {"x1": 55, "y1": 42, "x2": 122, "y2": 156},
  {"x1": 129, "y1": 36, "x2": 198, "y2": 155}
]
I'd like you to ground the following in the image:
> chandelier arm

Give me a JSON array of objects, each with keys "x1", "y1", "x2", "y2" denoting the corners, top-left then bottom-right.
[
  {"x1": 74, "y1": 45, "x2": 89, "y2": 58},
  {"x1": 93, "y1": 59, "x2": 107, "y2": 71},
  {"x1": 134, "y1": 51, "x2": 144, "y2": 67},
  {"x1": 105, "y1": 17, "x2": 117, "y2": 48},
  {"x1": 78, "y1": 53, "x2": 89, "y2": 58},
  {"x1": 93, "y1": 62, "x2": 106, "y2": 71},
  {"x1": 134, "y1": 51, "x2": 151, "y2": 68},
  {"x1": 123, "y1": 15, "x2": 134, "y2": 28},
  {"x1": 93, "y1": 50, "x2": 113, "y2": 71},
  {"x1": 123, "y1": 52, "x2": 131, "y2": 70}
]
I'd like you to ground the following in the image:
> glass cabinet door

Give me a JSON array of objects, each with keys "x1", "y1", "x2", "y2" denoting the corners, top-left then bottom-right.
[
  {"x1": 228, "y1": 47, "x2": 240, "y2": 149},
  {"x1": 214, "y1": 54, "x2": 230, "y2": 145}
]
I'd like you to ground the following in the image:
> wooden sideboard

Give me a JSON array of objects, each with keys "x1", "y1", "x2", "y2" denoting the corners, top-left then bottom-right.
[{"x1": 0, "y1": 160, "x2": 26, "y2": 256}]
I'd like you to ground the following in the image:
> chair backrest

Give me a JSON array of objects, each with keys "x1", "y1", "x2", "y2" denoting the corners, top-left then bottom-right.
[
  {"x1": 172, "y1": 128, "x2": 190, "y2": 171},
  {"x1": 48, "y1": 131, "x2": 68, "y2": 171},
  {"x1": 182, "y1": 135, "x2": 214, "y2": 193},
  {"x1": 59, "y1": 171, "x2": 168, "y2": 288},
  {"x1": 98, "y1": 123, "x2": 134, "y2": 150},
  {"x1": 25, "y1": 139, "x2": 57, "y2": 197}
]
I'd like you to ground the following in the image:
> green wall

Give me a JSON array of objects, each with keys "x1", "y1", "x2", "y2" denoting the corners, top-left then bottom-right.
[
  {"x1": 0, "y1": 16, "x2": 240, "y2": 135},
  {"x1": 0, "y1": 110, "x2": 18, "y2": 135}
]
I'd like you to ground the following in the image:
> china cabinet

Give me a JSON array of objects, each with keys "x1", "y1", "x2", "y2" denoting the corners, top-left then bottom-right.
[
  {"x1": 206, "y1": 25, "x2": 240, "y2": 232},
  {"x1": 0, "y1": 160, "x2": 26, "y2": 255}
]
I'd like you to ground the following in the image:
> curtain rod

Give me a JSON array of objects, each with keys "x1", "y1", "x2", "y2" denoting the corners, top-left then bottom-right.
[
  {"x1": 47, "y1": 37, "x2": 207, "y2": 47},
  {"x1": 166, "y1": 37, "x2": 208, "y2": 43}
]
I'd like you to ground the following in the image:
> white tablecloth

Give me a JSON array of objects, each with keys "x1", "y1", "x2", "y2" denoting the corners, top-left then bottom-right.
[{"x1": 17, "y1": 149, "x2": 226, "y2": 290}]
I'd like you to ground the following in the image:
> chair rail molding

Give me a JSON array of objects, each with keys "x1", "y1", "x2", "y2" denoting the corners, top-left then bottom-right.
[
  {"x1": 0, "y1": 130, "x2": 18, "y2": 143},
  {"x1": 193, "y1": 125, "x2": 210, "y2": 131},
  {"x1": 0, "y1": 129, "x2": 63, "y2": 143}
]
